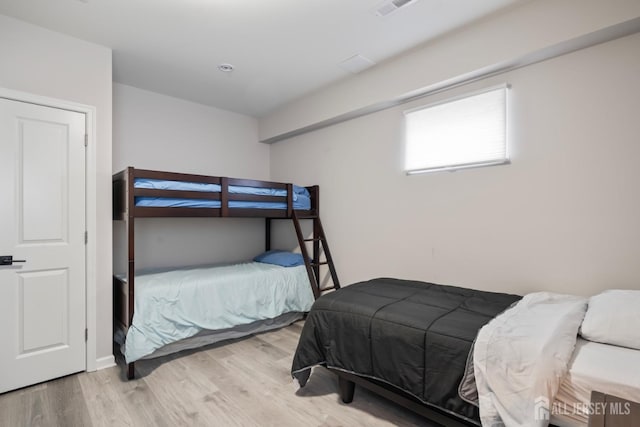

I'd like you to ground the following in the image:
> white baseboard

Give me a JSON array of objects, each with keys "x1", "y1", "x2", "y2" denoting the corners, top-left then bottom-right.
[{"x1": 95, "y1": 355, "x2": 116, "y2": 371}]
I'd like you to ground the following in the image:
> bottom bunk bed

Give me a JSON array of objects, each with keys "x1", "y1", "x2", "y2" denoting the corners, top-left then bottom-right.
[
  {"x1": 291, "y1": 279, "x2": 640, "y2": 426},
  {"x1": 114, "y1": 256, "x2": 314, "y2": 376}
]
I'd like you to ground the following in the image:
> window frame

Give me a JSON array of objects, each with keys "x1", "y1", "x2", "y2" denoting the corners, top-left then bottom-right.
[{"x1": 403, "y1": 84, "x2": 510, "y2": 175}]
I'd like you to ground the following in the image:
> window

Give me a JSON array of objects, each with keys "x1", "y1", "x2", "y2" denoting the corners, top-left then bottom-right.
[{"x1": 404, "y1": 85, "x2": 509, "y2": 174}]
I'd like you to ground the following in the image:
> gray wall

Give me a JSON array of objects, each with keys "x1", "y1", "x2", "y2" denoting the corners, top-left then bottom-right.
[
  {"x1": 267, "y1": 26, "x2": 640, "y2": 296},
  {"x1": 112, "y1": 84, "x2": 270, "y2": 271}
]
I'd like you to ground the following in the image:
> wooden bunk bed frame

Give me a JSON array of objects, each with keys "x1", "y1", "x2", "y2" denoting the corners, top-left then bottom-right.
[{"x1": 112, "y1": 167, "x2": 340, "y2": 379}]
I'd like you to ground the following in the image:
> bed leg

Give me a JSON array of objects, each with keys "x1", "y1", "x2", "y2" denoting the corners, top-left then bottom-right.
[
  {"x1": 338, "y1": 376, "x2": 355, "y2": 404},
  {"x1": 127, "y1": 362, "x2": 135, "y2": 380}
]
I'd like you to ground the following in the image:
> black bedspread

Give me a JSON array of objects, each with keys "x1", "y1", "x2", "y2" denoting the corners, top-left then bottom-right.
[{"x1": 291, "y1": 278, "x2": 521, "y2": 423}]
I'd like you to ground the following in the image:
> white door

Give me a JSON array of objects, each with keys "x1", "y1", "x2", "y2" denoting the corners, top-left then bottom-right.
[{"x1": 0, "y1": 98, "x2": 86, "y2": 393}]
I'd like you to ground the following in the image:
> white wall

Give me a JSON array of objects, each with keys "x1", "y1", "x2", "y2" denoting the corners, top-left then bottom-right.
[
  {"x1": 268, "y1": 33, "x2": 640, "y2": 296},
  {"x1": 260, "y1": 0, "x2": 640, "y2": 141},
  {"x1": 0, "y1": 15, "x2": 113, "y2": 363},
  {"x1": 113, "y1": 84, "x2": 270, "y2": 271}
]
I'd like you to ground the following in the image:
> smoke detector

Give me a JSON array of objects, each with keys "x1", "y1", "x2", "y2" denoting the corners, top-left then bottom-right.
[{"x1": 376, "y1": 0, "x2": 418, "y2": 17}]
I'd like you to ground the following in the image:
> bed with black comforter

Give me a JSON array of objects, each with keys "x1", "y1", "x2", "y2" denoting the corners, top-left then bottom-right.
[{"x1": 291, "y1": 278, "x2": 521, "y2": 424}]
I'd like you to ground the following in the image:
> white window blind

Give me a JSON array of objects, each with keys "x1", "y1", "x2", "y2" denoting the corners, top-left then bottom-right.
[{"x1": 404, "y1": 85, "x2": 509, "y2": 174}]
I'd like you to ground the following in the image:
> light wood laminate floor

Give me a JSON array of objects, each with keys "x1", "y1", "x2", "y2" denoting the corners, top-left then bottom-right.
[{"x1": 0, "y1": 322, "x2": 440, "y2": 426}]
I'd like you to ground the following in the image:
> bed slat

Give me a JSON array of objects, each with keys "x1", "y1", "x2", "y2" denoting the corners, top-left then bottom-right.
[
  {"x1": 135, "y1": 188, "x2": 222, "y2": 200},
  {"x1": 133, "y1": 168, "x2": 222, "y2": 184},
  {"x1": 133, "y1": 207, "x2": 222, "y2": 217},
  {"x1": 228, "y1": 177, "x2": 288, "y2": 189}
]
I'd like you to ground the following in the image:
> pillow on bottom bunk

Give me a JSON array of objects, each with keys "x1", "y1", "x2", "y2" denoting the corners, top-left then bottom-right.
[{"x1": 254, "y1": 250, "x2": 305, "y2": 267}]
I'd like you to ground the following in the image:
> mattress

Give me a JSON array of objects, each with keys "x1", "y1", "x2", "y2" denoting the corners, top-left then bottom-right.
[
  {"x1": 291, "y1": 278, "x2": 521, "y2": 424},
  {"x1": 123, "y1": 261, "x2": 315, "y2": 363},
  {"x1": 551, "y1": 338, "x2": 640, "y2": 426},
  {"x1": 134, "y1": 178, "x2": 311, "y2": 210}
]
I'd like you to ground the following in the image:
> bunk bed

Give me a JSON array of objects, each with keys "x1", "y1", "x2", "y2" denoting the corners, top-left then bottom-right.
[{"x1": 112, "y1": 167, "x2": 340, "y2": 379}]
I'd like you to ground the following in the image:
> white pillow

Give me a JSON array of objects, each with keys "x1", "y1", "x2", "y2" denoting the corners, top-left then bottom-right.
[{"x1": 580, "y1": 289, "x2": 640, "y2": 350}]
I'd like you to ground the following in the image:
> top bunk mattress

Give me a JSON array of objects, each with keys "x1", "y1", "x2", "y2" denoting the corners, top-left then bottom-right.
[{"x1": 133, "y1": 178, "x2": 311, "y2": 210}]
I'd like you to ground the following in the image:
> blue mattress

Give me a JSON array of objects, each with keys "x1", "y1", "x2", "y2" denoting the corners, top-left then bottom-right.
[{"x1": 134, "y1": 178, "x2": 311, "y2": 210}]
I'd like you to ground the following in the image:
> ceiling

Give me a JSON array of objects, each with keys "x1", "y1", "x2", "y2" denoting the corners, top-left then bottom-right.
[{"x1": 0, "y1": 0, "x2": 525, "y2": 117}]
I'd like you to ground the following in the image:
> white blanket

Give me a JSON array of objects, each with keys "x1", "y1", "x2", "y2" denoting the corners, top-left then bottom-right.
[{"x1": 473, "y1": 292, "x2": 587, "y2": 427}]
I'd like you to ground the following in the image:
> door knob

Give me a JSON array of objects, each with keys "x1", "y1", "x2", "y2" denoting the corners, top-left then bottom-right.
[{"x1": 0, "y1": 256, "x2": 26, "y2": 266}]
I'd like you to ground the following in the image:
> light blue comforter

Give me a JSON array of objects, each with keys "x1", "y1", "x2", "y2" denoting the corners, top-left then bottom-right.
[
  {"x1": 124, "y1": 262, "x2": 314, "y2": 363},
  {"x1": 133, "y1": 178, "x2": 312, "y2": 210}
]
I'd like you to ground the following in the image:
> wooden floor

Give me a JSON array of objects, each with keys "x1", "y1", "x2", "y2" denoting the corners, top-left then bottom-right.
[{"x1": 0, "y1": 322, "x2": 439, "y2": 426}]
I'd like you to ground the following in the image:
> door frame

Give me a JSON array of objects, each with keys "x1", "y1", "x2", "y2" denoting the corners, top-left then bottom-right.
[{"x1": 0, "y1": 87, "x2": 98, "y2": 372}]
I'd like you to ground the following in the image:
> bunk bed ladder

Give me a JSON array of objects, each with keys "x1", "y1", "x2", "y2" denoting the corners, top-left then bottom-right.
[{"x1": 291, "y1": 212, "x2": 340, "y2": 298}]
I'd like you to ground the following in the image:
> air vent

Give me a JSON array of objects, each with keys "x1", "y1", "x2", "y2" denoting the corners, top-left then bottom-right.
[
  {"x1": 339, "y1": 54, "x2": 376, "y2": 74},
  {"x1": 376, "y1": 0, "x2": 417, "y2": 17}
]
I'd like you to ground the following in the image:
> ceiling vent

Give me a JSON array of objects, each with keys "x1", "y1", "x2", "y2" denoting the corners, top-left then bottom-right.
[
  {"x1": 376, "y1": 0, "x2": 418, "y2": 17},
  {"x1": 339, "y1": 54, "x2": 376, "y2": 74}
]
